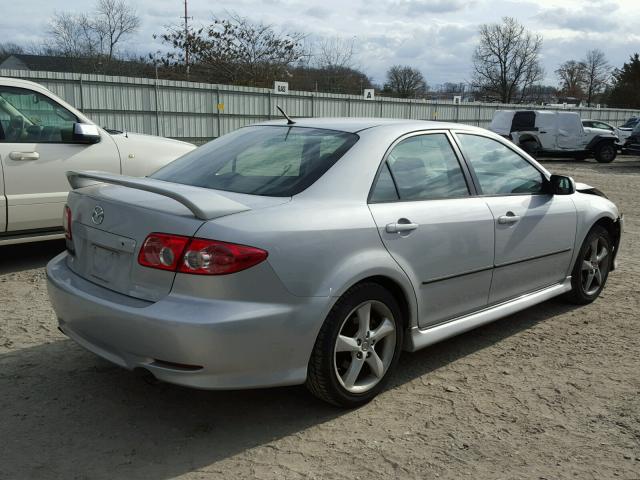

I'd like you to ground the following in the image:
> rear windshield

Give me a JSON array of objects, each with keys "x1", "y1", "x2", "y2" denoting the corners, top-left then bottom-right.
[{"x1": 151, "y1": 126, "x2": 358, "y2": 196}]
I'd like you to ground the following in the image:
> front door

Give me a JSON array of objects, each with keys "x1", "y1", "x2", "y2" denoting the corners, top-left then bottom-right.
[
  {"x1": 455, "y1": 133, "x2": 577, "y2": 304},
  {"x1": 0, "y1": 85, "x2": 119, "y2": 232},
  {"x1": 368, "y1": 132, "x2": 495, "y2": 328}
]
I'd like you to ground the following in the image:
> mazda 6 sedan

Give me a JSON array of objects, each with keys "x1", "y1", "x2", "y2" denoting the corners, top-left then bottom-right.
[{"x1": 47, "y1": 118, "x2": 623, "y2": 407}]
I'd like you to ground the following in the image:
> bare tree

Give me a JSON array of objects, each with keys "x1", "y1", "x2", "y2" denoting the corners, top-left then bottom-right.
[
  {"x1": 556, "y1": 60, "x2": 586, "y2": 99},
  {"x1": 384, "y1": 65, "x2": 428, "y2": 98},
  {"x1": 49, "y1": 12, "x2": 99, "y2": 57},
  {"x1": 472, "y1": 17, "x2": 544, "y2": 103},
  {"x1": 93, "y1": 0, "x2": 141, "y2": 60},
  {"x1": 0, "y1": 42, "x2": 24, "y2": 57},
  {"x1": 582, "y1": 49, "x2": 610, "y2": 107},
  {"x1": 314, "y1": 37, "x2": 355, "y2": 69},
  {"x1": 48, "y1": 0, "x2": 139, "y2": 60}
]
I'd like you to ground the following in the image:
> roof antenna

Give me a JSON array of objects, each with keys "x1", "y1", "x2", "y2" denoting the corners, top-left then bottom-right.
[{"x1": 276, "y1": 105, "x2": 295, "y2": 125}]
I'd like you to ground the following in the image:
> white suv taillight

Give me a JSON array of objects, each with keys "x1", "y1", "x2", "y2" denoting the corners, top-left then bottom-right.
[{"x1": 63, "y1": 205, "x2": 72, "y2": 240}]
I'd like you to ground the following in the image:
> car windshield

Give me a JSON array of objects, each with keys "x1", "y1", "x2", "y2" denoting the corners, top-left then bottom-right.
[
  {"x1": 621, "y1": 117, "x2": 639, "y2": 128},
  {"x1": 152, "y1": 126, "x2": 358, "y2": 197}
]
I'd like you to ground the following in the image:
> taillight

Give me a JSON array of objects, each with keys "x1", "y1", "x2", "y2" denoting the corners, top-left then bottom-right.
[
  {"x1": 138, "y1": 234, "x2": 268, "y2": 275},
  {"x1": 138, "y1": 233, "x2": 190, "y2": 271},
  {"x1": 179, "y1": 238, "x2": 268, "y2": 275},
  {"x1": 63, "y1": 205, "x2": 72, "y2": 240}
]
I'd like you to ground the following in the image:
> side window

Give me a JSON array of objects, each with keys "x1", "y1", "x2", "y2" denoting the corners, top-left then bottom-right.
[
  {"x1": 370, "y1": 163, "x2": 399, "y2": 202},
  {"x1": 457, "y1": 134, "x2": 545, "y2": 195},
  {"x1": 384, "y1": 133, "x2": 469, "y2": 201},
  {"x1": 0, "y1": 87, "x2": 78, "y2": 143}
]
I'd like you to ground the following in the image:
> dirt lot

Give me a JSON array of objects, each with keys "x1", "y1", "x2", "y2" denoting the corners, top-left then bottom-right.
[{"x1": 1, "y1": 157, "x2": 639, "y2": 480}]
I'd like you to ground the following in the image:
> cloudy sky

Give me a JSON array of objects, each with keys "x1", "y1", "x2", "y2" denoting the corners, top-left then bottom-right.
[{"x1": 3, "y1": 0, "x2": 640, "y2": 87}]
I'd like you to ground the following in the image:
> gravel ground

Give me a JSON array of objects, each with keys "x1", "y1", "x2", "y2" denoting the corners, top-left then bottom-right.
[{"x1": 1, "y1": 156, "x2": 639, "y2": 480}]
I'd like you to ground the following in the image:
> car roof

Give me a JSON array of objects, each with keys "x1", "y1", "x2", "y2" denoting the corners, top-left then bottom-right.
[{"x1": 254, "y1": 117, "x2": 483, "y2": 134}]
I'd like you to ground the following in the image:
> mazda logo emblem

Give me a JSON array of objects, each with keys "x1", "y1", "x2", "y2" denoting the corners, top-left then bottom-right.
[{"x1": 91, "y1": 206, "x2": 104, "y2": 225}]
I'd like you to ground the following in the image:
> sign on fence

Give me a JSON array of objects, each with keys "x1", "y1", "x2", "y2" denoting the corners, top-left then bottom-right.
[
  {"x1": 364, "y1": 89, "x2": 375, "y2": 101},
  {"x1": 274, "y1": 81, "x2": 289, "y2": 95}
]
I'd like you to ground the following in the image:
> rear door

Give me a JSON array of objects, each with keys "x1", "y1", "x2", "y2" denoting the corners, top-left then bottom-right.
[
  {"x1": 0, "y1": 85, "x2": 120, "y2": 232},
  {"x1": 368, "y1": 131, "x2": 495, "y2": 328},
  {"x1": 455, "y1": 133, "x2": 577, "y2": 304},
  {"x1": 557, "y1": 113, "x2": 584, "y2": 150}
]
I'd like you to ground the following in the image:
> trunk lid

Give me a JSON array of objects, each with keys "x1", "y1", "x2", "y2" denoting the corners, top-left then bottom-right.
[{"x1": 65, "y1": 180, "x2": 286, "y2": 302}]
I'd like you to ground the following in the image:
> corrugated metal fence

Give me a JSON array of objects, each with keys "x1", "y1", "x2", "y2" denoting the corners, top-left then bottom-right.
[{"x1": 2, "y1": 69, "x2": 639, "y2": 145}]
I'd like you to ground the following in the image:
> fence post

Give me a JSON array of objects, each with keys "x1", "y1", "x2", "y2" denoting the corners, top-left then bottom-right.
[
  {"x1": 154, "y1": 79, "x2": 160, "y2": 137},
  {"x1": 268, "y1": 91, "x2": 272, "y2": 120},
  {"x1": 311, "y1": 94, "x2": 315, "y2": 118},
  {"x1": 78, "y1": 74, "x2": 84, "y2": 111},
  {"x1": 216, "y1": 88, "x2": 221, "y2": 138}
]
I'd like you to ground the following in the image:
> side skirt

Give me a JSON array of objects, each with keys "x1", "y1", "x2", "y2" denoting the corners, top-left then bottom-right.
[
  {"x1": 405, "y1": 277, "x2": 572, "y2": 352},
  {"x1": 0, "y1": 230, "x2": 65, "y2": 246}
]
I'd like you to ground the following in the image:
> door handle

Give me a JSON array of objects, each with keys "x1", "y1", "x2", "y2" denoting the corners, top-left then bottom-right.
[
  {"x1": 9, "y1": 151, "x2": 40, "y2": 161},
  {"x1": 386, "y1": 220, "x2": 419, "y2": 233},
  {"x1": 498, "y1": 212, "x2": 521, "y2": 224}
]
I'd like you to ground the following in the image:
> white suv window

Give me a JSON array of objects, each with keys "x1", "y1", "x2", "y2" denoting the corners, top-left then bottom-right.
[
  {"x1": 457, "y1": 134, "x2": 545, "y2": 195},
  {"x1": 0, "y1": 87, "x2": 78, "y2": 143}
]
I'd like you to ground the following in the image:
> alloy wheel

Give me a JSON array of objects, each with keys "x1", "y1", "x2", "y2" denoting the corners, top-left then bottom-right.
[
  {"x1": 333, "y1": 300, "x2": 397, "y2": 394},
  {"x1": 581, "y1": 236, "x2": 609, "y2": 295}
]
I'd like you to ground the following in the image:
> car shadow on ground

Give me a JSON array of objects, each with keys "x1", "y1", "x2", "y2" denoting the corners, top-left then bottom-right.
[
  {"x1": 0, "y1": 297, "x2": 578, "y2": 479},
  {"x1": 0, "y1": 240, "x2": 65, "y2": 275}
]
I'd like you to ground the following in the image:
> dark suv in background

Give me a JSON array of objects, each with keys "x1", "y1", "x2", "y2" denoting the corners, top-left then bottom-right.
[{"x1": 622, "y1": 121, "x2": 640, "y2": 154}]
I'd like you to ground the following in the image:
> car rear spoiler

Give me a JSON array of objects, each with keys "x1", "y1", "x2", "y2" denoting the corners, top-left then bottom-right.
[{"x1": 66, "y1": 170, "x2": 250, "y2": 220}]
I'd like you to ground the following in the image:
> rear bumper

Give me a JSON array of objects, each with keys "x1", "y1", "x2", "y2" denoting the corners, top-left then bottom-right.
[{"x1": 46, "y1": 252, "x2": 329, "y2": 389}]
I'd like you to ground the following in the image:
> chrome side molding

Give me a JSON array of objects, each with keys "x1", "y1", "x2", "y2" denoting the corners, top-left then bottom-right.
[{"x1": 406, "y1": 277, "x2": 572, "y2": 352}]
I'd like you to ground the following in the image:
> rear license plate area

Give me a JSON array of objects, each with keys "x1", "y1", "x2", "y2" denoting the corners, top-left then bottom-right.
[{"x1": 90, "y1": 244, "x2": 120, "y2": 283}]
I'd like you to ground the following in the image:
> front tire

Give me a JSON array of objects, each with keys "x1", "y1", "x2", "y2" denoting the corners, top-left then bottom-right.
[
  {"x1": 306, "y1": 283, "x2": 403, "y2": 407},
  {"x1": 564, "y1": 225, "x2": 612, "y2": 304},
  {"x1": 594, "y1": 143, "x2": 617, "y2": 163}
]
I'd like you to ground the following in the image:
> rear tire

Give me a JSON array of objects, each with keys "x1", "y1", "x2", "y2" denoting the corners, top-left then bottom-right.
[
  {"x1": 306, "y1": 282, "x2": 403, "y2": 408},
  {"x1": 594, "y1": 143, "x2": 617, "y2": 163},
  {"x1": 520, "y1": 139, "x2": 539, "y2": 158},
  {"x1": 564, "y1": 225, "x2": 612, "y2": 305}
]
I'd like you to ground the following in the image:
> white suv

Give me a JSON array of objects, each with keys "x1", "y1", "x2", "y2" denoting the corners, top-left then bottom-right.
[
  {"x1": 490, "y1": 110, "x2": 619, "y2": 163},
  {"x1": 0, "y1": 78, "x2": 195, "y2": 246}
]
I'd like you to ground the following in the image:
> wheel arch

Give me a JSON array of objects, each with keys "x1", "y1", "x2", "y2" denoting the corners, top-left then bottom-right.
[
  {"x1": 586, "y1": 135, "x2": 617, "y2": 151},
  {"x1": 517, "y1": 134, "x2": 541, "y2": 148},
  {"x1": 592, "y1": 216, "x2": 622, "y2": 270},
  {"x1": 328, "y1": 271, "x2": 418, "y2": 333}
]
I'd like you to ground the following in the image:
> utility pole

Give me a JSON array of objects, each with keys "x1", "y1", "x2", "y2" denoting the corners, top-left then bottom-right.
[{"x1": 183, "y1": 0, "x2": 190, "y2": 80}]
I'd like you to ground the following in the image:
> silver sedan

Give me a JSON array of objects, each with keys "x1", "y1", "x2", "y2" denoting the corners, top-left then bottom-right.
[{"x1": 46, "y1": 118, "x2": 623, "y2": 407}]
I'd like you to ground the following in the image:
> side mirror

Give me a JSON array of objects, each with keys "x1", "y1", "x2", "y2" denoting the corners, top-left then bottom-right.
[
  {"x1": 72, "y1": 123, "x2": 101, "y2": 144},
  {"x1": 549, "y1": 174, "x2": 575, "y2": 195}
]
